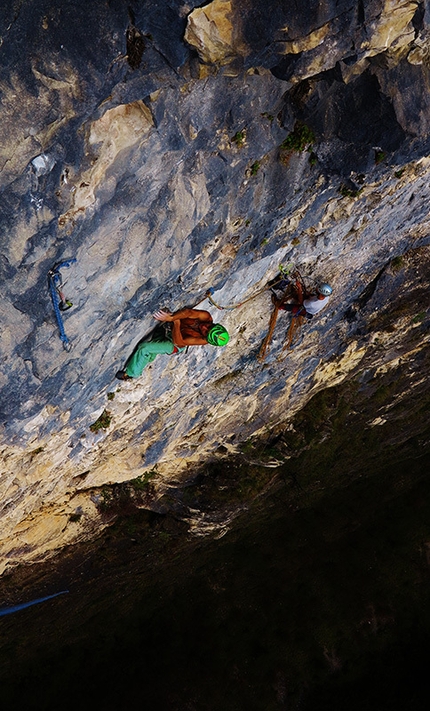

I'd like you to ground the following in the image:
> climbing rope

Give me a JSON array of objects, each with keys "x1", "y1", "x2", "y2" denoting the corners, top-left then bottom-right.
[
  {"x1": 205, "y1": 262, "x2": 296, "y2": 311},
  {"x1": 48, "y1": 258, "x2": 77, "y2": 351}
]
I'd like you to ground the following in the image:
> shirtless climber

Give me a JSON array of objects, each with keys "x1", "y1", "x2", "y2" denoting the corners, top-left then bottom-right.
[
  {"x1": 116, "y1": 307, "x2": 229, "y2": 380},
  {"x1": 276, "y1": 282, "x2": 333, "y2": 319}
]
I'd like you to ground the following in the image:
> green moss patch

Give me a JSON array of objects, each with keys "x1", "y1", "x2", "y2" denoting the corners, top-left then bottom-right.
[
  {"x1": 281, "y1": 123, "x2": 315, "y2": 152},
  {"x1": 89, "y1": 409, "x2": 112, "y2": 432},
  {"x1": 231, "y1": 129, "x2": 246, "y2": 147}
]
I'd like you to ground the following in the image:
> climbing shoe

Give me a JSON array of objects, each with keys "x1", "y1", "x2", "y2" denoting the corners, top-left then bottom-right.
[{"x1": 115, "y1": 370, "x2": 132, "y2": 381}]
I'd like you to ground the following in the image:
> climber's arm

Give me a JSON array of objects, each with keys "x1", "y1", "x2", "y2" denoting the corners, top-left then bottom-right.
[{"x1": 154, "y1": 308, "x2": 212, "y2": 322}]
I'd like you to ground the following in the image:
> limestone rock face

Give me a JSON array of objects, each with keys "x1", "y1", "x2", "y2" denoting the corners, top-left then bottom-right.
[
  {"x1": 59, "y1": 100, "x2": 154, "y2": 227},
  {"x1": 0, "y1": 0, "x2": 429, "y2": 573},
  {"x1": 184, "y1": 0, "x2": 236, "y2": 64}
]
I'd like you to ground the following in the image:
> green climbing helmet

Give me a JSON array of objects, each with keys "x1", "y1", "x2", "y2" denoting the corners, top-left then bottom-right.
[{"x1": 207, "y1": 323, "x2": 230, "y2": 347}]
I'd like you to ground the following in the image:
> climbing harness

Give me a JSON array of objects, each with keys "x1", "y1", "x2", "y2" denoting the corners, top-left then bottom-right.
[
  {"x1": 205, "y1": 262, "x2": 296, "y2": 311},
  {"x1": 48, "y1": 258, "x2": 77, "y2": 351}
]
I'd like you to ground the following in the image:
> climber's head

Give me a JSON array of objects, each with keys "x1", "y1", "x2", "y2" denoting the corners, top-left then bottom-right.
[
  {"x1": 317, "y1": 283, "x2": 333, "y2": 298},
  {"x1": 206, "y1": 324, "x2": 230, "y2": 347}
]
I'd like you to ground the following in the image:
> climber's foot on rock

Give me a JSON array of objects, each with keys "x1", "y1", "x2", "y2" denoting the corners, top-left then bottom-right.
[{"x1": 116, "y1": 370, "x2": 132, "y2": 381}]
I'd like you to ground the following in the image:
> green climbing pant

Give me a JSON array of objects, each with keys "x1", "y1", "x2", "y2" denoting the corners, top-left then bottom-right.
[{"x1": 125, "y1": 334, "x2": 184, "y2": 378}]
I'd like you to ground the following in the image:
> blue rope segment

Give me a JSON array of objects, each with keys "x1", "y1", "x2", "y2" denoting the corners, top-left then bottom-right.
[
  {"x1": 48, "y1": 259, "x2": 77, "y2": 350},
  {"x1": 0, "y1": 590, "x2": 69, "y2": 617}
]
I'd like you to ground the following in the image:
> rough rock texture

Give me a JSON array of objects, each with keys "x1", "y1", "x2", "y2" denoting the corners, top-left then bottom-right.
[
  {"x1": 184, "y1": 0, "x2": 237, "y2": 64},
  {"x1": 0, "y1": 0, "x2": 429, "y2": 573}
]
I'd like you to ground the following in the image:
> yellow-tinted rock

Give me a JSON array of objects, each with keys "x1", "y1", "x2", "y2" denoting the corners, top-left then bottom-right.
[
  {"x1": 276, "y1": 1, "x2": 418, "y2": 84},
  {"x1": 312, "y1": 342, "x2": 367, "y2": 390},
  {"x1": 408, "y1": 41, "x2": 430, "y2": 65},
  {"x1": 361, "y1": 0, "x2": 418, "y2": 55},
  {"x1": 198, "y1": 62, "x2": 214, "y2": 78},
  {"x1": 280, "y1": 23, "x2": 330, "y2": 54},
  {"x1": 339, "y1": 57, "x2": 370, "y2": 83},
  {"x1": 184, "y1": 0, "x2": 234, "y2": 64}
]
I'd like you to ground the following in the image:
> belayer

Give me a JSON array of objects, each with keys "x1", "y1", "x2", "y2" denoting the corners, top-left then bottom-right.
[{"x1": 116, "y1": 307, "x2": 229, "y2": 380}]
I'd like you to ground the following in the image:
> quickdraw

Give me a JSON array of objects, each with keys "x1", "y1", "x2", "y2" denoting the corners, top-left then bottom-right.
[{"x1": 48, "y1": 258, "x2": 77, "y2": 351}]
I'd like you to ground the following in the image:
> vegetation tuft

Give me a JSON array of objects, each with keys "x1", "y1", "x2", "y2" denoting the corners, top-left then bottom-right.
[
  {"x1": 281, "y1": 123, "x2": 315, "y2": 153},
  {"x1": 391, "y1": 255, "x2": 404, "y2": 272},
  {"x1": 90, "y1": 409, "x2": 112, "y2": 432},
  {"x1": 29, "y1": 446, "x2": 44, "y2": 461},
  {"x1": 231, "y1": 129, "x2": 246, "y2": 148},
  {"x1": 130, "y1": 467, "x2": 158, "y2": 490},
  {"x1": 339, "y1": 184, "x2": 362, "y2": 198},
  {"x1": 375, "y1": 149, "x2": 386, "y2": 164},
  {"x1": 95, "y1": 466, "x2": 160, "y2": 516},
  {"x1": 69, "y1": 512, "x2": 82, "y2": 523}
]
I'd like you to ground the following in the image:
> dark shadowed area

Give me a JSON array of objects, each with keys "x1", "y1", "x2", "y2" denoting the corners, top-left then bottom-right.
[{"x1": 1, "y1": 345, "x2": 429, "y2": 710}]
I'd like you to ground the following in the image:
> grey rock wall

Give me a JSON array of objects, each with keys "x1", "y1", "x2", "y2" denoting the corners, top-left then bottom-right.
[{"x1": 0, "y1": 0, "x2": 429, "y2": 572}]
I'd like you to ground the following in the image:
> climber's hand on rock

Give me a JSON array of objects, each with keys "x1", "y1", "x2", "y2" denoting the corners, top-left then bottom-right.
[{"x1": 153, "y1": 310, "x2": 172, "y2": 322}]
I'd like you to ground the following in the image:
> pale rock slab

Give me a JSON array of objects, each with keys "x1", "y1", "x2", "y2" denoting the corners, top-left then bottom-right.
[{"x1": 184, "y1": 0, "x2": 236, "y2": 64}]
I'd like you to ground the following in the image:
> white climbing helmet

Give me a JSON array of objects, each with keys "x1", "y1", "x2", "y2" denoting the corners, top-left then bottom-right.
[{"x1": 318, "y1": 283, "x2": 333, "y2": 296}]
